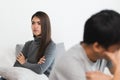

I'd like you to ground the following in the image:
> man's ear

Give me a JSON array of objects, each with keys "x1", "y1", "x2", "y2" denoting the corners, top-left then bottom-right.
[{"x1": 92, "y1": 42, "x2": 104, "y2": 52}]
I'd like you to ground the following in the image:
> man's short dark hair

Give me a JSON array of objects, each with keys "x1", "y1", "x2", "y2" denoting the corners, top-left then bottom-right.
[{"x1": 83, "y1": 10, "x2": 120, "y2": 48}]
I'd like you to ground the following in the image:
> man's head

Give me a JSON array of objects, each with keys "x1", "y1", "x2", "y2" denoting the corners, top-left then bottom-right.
[{"x1": 83, "y1": 10, "x2": 120, "y2": 59}]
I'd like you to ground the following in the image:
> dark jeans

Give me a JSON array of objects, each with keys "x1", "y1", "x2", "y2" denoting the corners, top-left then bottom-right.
[{"x1": 0, "y1": 77, "x2": 6, "y2": 80}]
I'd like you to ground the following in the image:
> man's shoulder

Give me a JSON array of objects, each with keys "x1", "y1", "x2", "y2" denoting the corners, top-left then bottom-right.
[
  {"x1": 60, "y1": 44, "x2": 86, "y2": 63},
  {"x1": 66, "y1": 44, "x2": 83, "y2": 55},
  {"x1": 51, "y1": 44, "x2": 86, "y2": 80}
]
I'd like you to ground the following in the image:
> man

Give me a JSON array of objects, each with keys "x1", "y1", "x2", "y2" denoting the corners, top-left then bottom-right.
[{"x1": 49, "y1": 10, "x2": 120, "y2": 80}]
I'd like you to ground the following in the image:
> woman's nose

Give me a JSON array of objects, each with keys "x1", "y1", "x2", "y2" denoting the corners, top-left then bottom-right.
[{"x1": 33, "y1": 23, "x2": 39, "y2": 28}]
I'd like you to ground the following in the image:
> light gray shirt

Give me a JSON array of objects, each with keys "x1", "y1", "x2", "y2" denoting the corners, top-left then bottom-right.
[{"x1": 49, "y1": 44, "x2": 110, "y2": 80}]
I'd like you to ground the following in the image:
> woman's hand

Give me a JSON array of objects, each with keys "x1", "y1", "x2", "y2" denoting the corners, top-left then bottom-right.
[
  {"x1": 38, "y1": 56, "x2": 46, "y2": 64},
  {"x1": 17, "y1": 52, "x2": 26, "y2": 64}
]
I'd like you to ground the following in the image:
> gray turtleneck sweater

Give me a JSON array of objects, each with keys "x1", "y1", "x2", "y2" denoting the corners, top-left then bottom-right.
[{"x1": 14, "y1": 37, "x2": 56, "y2": 77}]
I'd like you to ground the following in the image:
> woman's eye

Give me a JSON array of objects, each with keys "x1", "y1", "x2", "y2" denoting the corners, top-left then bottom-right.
[
  {"x1": 37, "y1": 22, "x2": 41, "y2": 25},
  {"x1": 31, "y1": 21, "x2": 41, "y2": 25},
  {"x1": 32, "y1": 22, "x2": 35, "y2": 25}
]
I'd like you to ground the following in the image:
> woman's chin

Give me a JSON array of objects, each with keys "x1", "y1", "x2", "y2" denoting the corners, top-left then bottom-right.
[{"x1": 33, "y1": 33, "x2": 40, "y2": 36}]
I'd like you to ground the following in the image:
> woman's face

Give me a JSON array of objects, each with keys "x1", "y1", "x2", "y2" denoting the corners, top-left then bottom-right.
[{"x1": 31, "y1": 16, "x2": 41, "y2": 36}]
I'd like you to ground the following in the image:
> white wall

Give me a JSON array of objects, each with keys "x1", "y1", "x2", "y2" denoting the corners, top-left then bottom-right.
[{"x1": 0, "y1": 0, "x2": 120, "y2": 55}]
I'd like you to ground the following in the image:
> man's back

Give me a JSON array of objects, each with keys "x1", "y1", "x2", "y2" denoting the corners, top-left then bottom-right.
[{"x1": 49, "y1": 44, "x2": 108, "y2": 80}]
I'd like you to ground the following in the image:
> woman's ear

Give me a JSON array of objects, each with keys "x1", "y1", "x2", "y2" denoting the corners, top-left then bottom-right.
[{"x1": 92, "y1": 42, "x2": 104, "y2": 53}]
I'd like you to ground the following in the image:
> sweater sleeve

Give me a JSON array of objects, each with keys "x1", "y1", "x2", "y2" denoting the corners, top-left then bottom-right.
[
  {"x1": 22, "y1": 42, "x2": 56, "y2": 74},
  {"x1": 14, "y1": 41, "x2": 32, "y2": 67}
]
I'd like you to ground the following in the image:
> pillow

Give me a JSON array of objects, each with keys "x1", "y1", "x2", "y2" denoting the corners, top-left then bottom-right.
[
  {"x1": 0, "y1": 50, "x2": 15, "y2": 67},
  {"x1": 0, "y1": 67, "x2": 49, "y2": 80},
  {"x1": 15, "y1": 44, "x2": 24, "y2": 56},
  {"x1": 55, "y1": 43, "x2": 65, "y2": 63}
]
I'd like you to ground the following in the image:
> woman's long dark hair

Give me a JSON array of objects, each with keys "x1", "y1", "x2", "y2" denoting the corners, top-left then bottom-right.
[{"x1": 31, "y1": 11, "x2": 51, "y2": 61}]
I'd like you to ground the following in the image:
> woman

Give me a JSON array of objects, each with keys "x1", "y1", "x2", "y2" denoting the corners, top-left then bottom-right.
[
  {"x1": 0, "y1": 11, "x2": 56, "y2": 79},
  {"x1": 0, "y1": 11, "x2": 56, "y2": 80},
  {"x1": 13, "y1": 11, "x2": 56, "y2": 77}
]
